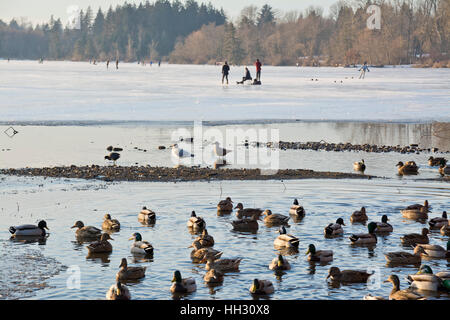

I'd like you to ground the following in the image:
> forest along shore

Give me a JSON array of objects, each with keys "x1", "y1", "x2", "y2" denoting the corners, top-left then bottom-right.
[{"x1": 0, "y1": 166, "x2": 374, "y2": 182}]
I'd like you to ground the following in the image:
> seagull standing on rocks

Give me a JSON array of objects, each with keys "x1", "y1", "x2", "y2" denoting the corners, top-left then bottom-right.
[
  {"x1": 213, "y1": 142, "x2": 231, "y2": 157},
  {"x1": 171, "y1": 144, "x2": 193, "y2": 158}
]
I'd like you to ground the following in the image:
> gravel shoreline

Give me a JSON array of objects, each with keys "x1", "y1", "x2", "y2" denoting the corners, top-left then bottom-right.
[
  {"x1": 264, "y1": 141, "x2": 448, "y2": 154},
  {"x1": 0, "y1": 165, "x2": 375, "y2": 182}
]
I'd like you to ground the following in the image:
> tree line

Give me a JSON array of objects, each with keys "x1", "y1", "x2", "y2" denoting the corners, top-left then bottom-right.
[
  {"x1": 0, "y1": 0, "x2": 226, "y2": 61},
  {"x1": 0, "y1": 0, "x2": 448, "y2": 67}
]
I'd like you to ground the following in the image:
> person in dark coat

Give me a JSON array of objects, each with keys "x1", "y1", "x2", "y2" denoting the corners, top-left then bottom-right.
[
  {"x1": 237, "y1": 67, "x2": 252, "y2": 84},
  {"x1": 222, "y1": 61, "x2": 230, "y2": 84}
]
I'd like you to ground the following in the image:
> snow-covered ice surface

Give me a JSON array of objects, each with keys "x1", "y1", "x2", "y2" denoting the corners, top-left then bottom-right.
[{"x1": 0, "y1": 61, "x2": 449, "y2": 122}]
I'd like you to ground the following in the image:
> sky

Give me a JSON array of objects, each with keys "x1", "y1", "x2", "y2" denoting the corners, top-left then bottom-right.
[{"x1": 0, "y1": 0, "x2": 339, "y2": 25}]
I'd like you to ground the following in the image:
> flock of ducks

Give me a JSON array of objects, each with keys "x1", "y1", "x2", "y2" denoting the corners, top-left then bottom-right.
[
  {"x1": 8, "y1": 194, "x2": 449, "y2": 300},
  {"x1": 353, "y1": 156, "x2": 449, "y2": 176}
]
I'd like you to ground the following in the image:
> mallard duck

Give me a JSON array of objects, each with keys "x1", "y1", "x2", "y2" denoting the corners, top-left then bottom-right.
[
  {"x1": 71, "y1": 221, "x2": 101, "y2": 240},
  {"x1": 349, "y1": 222, "x2": 377, "y2": 245},
  {"x1": 350, "y1": 207, "x2": 368, "y2": 223},
  {"x1": 401, "y1": 200, "x2": 429, "y2": 220},
  {"x1": 416, "y1": 240, "x2": 449, "y2": 259},
  {"x1": 106, "y1": 281, "x2": 131, "y2": 300},
  {"x1": 195, "y1": 229, "x2": 214, "y2": 248},
  {"x1": 439, "y1": 163, "x2": 450, "y2": 176},
  {"x1": 384, "y1": 275, "x2": 425, "y2": 300},
  {"x1": 116, "y1": 258, "x2": 146, "y2": 281},
  {"x1": 375, "y1": 215, "x2": 393, "y2": 233},
  {"x1": 306, "y1": 244, "x2": 333, "y2": 262},
  {"x1": 401, "y1": 228, "x2": 429, "y2": 246},
  {"x1": 86, "y1": 233, "x2": 113, "y2": 254},
  {"x1": 397, "y1": 161, "x2": 418, "y2": 175},
  {"x1": 234, "y1": 203, "x2": 263, "y2": 219},
  {"x1": 231, "y1": 213, "x2": 259, "y2": 232},
  {"x1": 129, "y1": 232, "x2": 154, "y2": 255},
  {"x1": 138, "y1": 206, "x2": 156, "y2": 223},
  {"x1": 204, "y1": 269, "x2": 224, "y2": 284},
  {"x1": 269, "y1": 254, "x2": 291, "y2": 271},
  {"x1": 384, "y1": 245, "x2": 427, "y2": 265},
  {"x1": 353, "y1": 159, "x2": 366, "y2": 172},
  {"x1": 407, "y1": 265, "x2": 442, "y2": 291},
  {"x1": 429, "y1": 211, "x2": 448, "y2": 229},
  {"x1": 289, "y1": 199, "x2": 305, "y2": 217},
  {"x1": 171, "y1": 270, "x2": 196, "y2": 293},
  {"x1": 217, "y1": 197, "x2": 233, "y2": 212},
  {"x1": 189, "y1": 240, "x2": 223, "y2": 263},
  {"x1": 274, "y1": 226, "x2": 299, "y2": 248},
  {"x1": 263, "y1": 210, "x2": 290, "y2": 226},
  {"x1": 324, "y1": 218, "x2": 345, "y2": 236},
  {"x1": 102, "y1": 214, "x2": 120, "y2": 231},
  {"x1": 326, "y1": 267, "x2": 373, "y2": 283},
  {"x1": 249, "y1": 279, "x2": 274, "y2": 294},
  {"x1": 205, "y1": 256, "x2": 242, "y2": 272},
  {"x1": 428, "y1": 156, "x2": 447, "y2": 167},
  {"x1": 187, "y1": 211, "x2": 206, "y2": 230},
  {"x1": 441, "y1": 223, "x2": 450, "y2": 236},
  {"x1": 9, "y1": 220, "x2": 49, "y2": 237}
]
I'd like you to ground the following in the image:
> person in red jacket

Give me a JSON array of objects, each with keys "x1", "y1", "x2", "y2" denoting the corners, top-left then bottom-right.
[{"x1": 255, "y1": 59, "x2": 262, "y2": 81}]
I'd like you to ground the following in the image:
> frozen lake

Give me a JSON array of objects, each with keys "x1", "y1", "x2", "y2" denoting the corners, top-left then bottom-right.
[{"x1": 0, "y1": 61, "x2": 449, "y2": 122}]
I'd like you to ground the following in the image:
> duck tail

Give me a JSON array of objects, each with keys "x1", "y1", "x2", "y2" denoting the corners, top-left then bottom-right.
[
  {"x1": 9, "y1": 226, "x2": 16, "y2": 234},
  {"x1": 291, "y1": 239, "x2": 300, "y2": 247},
  {"x1": 144, "y1": 247, "x2": 154, "y2": 255},
  {"x1": 349, "y1": 234, "x2": 358, "y2": 242},
  {"x1": 325, "y1": 225, "x2": 333, "y2": 235}
]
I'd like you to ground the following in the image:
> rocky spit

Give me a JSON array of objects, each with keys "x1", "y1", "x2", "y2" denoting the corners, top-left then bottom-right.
[
  {"x1": 263, "y1": 141, "x2": 447, "y2": 154},
  {"x1": 0, "y1": 165, "x2": 374, "y2": 182}
]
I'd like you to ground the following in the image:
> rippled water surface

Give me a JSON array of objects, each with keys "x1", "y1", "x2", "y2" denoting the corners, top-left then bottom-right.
[{"x1": 0, "y1": 175, "x2": 448, "y2": 300}]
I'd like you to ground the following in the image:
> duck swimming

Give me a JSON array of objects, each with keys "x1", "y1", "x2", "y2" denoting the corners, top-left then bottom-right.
[
  {"x1": 86, "y1": 233, "x2": 113, "y2": 254},
  {"x1": 231, "y1": 213, "x2": 259, "y2": 232},
  {"x1": 9, "y1": 220, "x2": 49, "y2": 237},
  {"x1": 204, "y1": 269, "x2": 224, "y2": 284},
  {"x1": 401, "y1": 200, "x2": 429, "y2": 220},
  {"x1": 106, "y1": 281, "x2": 131, "y2": 300},
  {"x1": 350, "y1": 207, "x2": 368, "y2": 223},
  {"x1": 249, "y1": 279, "x2": 274, "y2": 295},
  {"x1": 384, "y1": 246, "x2": 427, "y2": 265},
  {"x1": 171, "y1": 270, "x2": 196, "y2": 293},
  {"x1": 407, "y1": 265, "x2": 442, "y2": 291},
  {"x1": 195, "y1": 229, "x2": 214, "y2": 248},
  {"x1": 324, "y1": 218, "x2": 345, "y2": 236},
  {"x1": 189, "y1": 240, "x2": 222, "y2": 263},
  {"x1": 306, "y1": 244, "x2": 333, "y2": 262},
  {"x1": 187, "y1": 211, "x2": 206, "y2": 231},
  {"x1": 129, "y1": 232, "x2": 154, "y2": 256},
  {"x1": 349, "y1": 222, "x2": 377, "y2": 245},
  {"x1": 326, "y1": 267, "x2": 373, "y2": 283},
  {"x1": 217, "y1": 197, "x2": 233, "y2": 212},
  {"x1": 269, "y1": 254, "x2": 291, "y2": 271},
  {"x1": 428, "y1": 156, "x2": 447, "y2": 167},
  {"x1": 429, "y1": 211, "x2": 448, "y2": 229},
  {"x1": 71, "y1": 221, "x2": 101, "y2": 240},
  {"x1": 263, "y1": 209, "x2": 290, "y2": 226},
  {"x1": 374, "y1": 215, "x2": 393, "y2": 233},
  {"x1": 138, "y1": 207, "x2": 156, "y2": 224},
  {"x1": 102, "y1": 214, "x2": 120, "y2": 231},
  {"x1": 274, "y1": 226, "x2": 299, "y2": 248},
  {"x1": 353, "y1": 159, "x2": 366, "y2": 172},
  {"x1": 116, "y1": 258, "x2": 146, "y2": 281},
  {"x1": 396, "y1": 161, "x2": 418, "y2": 175},
  {"x1": 384, "y1": 275, "x2": 425, "y2": 300},
  {"x1": 401, "y1": 228, "x2": 429, "y2": 246},
  {"x1": 289, "y1": 199, "x2": 305, "y2": 217},
  {"x1": 234, "y1": 203, "x2": 263, "y2": 219}
]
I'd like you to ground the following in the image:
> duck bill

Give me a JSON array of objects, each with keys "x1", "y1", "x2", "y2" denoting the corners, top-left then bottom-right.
[
  {"x1": 44, "y1": 227, "x2": 49, "y2": 230},
  {"x1": 128, "y1": 237, "x2": 134, "y2": 241},
  {"x1": 326, "y1": 274, "x2": 331, "y2": 280},
  {"x1": 305, "y1": 249, "x2": 310, "y2": 255},
  {"x1": 70, "y1": 225, "x2": 77, "y2": 229}
]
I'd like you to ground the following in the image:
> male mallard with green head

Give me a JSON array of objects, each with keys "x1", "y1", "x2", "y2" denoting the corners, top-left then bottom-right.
[
  {"x1": 349, "y1": 222, "x2": 377, "y2": 245},
  {"x1": 269, "y1": 254, "x2": 291, "y2": 271},
  {"x1": 9, "y1": 220, "x2": 49, "y2": 237},
  {"x1": 306, "y1": 244, "x2": 333, "y2": 262},
  {"x1": 129, "y1": 232, "x2": 154, "y2": 256}
]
